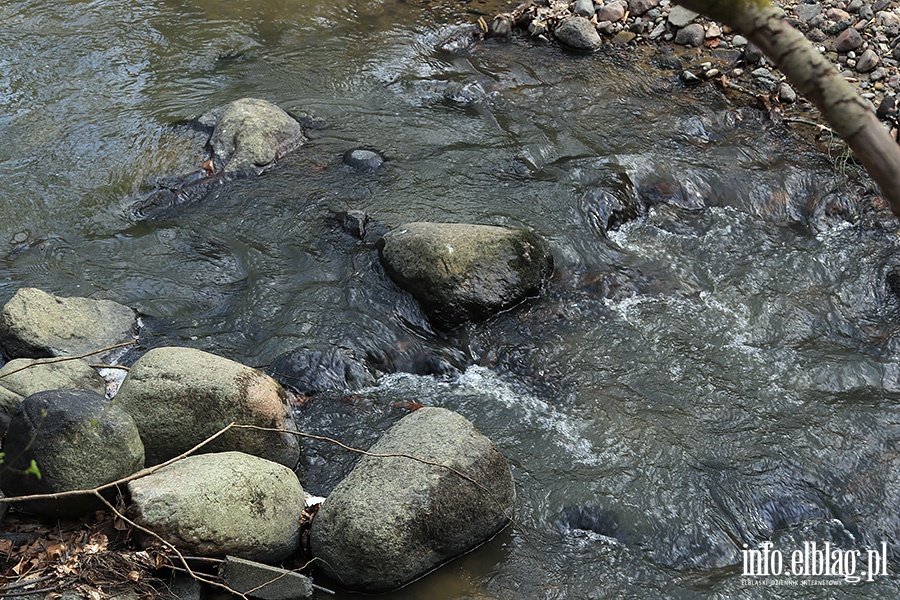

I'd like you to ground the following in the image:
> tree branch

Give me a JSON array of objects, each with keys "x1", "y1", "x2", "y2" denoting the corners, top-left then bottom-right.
[{"x1": 675, "y1": 0, "x2": 900, "y2": 216}]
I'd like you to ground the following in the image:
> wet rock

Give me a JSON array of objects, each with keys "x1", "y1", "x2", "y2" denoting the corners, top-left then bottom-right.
[
  {"x1": 0, "y1": 287, "x2": 137, "y2": 361},
  {"x1": 732, "y1": 34, "x2": 748, "y2": 47},
  {"x1": 198, "y1": 98, "x2": 306, "y2": 175},
  {"x1": 877, "y1": 95, "x2": 896, "y2": 119},
  {"x1": 266, "y1": 346, "x2": 375, "y2": 396},
  {"x1": 128, "y1": 452, "x2": 304, "y2": 563},
  {"x1": 114, "y1": 347, "x2": 300, "y2": 468},
  {"x1": 1, "y1": 389, "x2": 144, "y2": 517},
  {"x1": 554, "y1": 16, "x2": 603, "y2": 51},
  {"x1": 753, "y1": 67, "x2": 779, "y2": 90},
  {"x1": 0, "y1": 357, "x2": 106, "y2": 399},
  {"x1": 857, "y1": 48, "x2": 881, "y2": 72},
  {"x1": 443, "y1": 81, "x2": 489, "y2": 106},
  {"x1": 554, "y1": 505, "x2": 620, "y2": 537},
  {"x1": 834, "y1": 27, "x2": 864, "y2": 51},
  {"x1": 668, "y1": 5, "x2": 698, "y2": 28},
  {"x1": 437, "y1": 26, "x2": 478, "y2": 54},
  {"x1": 336, "y1": 210, "x2": 369, "y2": 239},
  {"x1": 220, "y1": 556, "x2": 314, "y2": 600},
  {"x1": 379, "y1": 222, "x2": 554, "y2": 329},
  {"x1": 681, "y1": 70, "x2": 702, "y2": 84},
  {"x1": 674, "y1": 23, "x2": 705, "y2": 47},
  {"x1": 310, "y1": 407, "x2": 515, "y2": 592},
  {"x1": 132, "y1": 99, "x2": 306, "y2": 220},
  {"x1": 343, "y1": 148, "x2": 385, "y2": 170}
]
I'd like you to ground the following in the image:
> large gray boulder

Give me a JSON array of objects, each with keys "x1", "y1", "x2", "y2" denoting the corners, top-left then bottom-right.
[
  {"x1": 0, "y1": 389, "x2": 144, "y2": 517},
  {"x1": 379, "y1": 222, "x2": 553, "y2": 329},
  {"x1": 114, "y1": 347, "x2": 300, "y2": 468},
  {"x1": 128, "y1": 452, "x2": 304, "y2": 563},
  {"x1": 198, "y1": 98, "x2": 306, "y2": 175},
  {"x1": 310, "y1": 407, "x2": 516, "y2": 592},
  {"x1": 0, "y1": 287, "x2": 137, "y2": 360}
]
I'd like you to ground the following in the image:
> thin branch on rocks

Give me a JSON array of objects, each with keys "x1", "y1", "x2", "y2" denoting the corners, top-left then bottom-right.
[
  {"x1": 90, "y1": 490, "x2": 249, "y2": 600},
  {"x1": 232, "y1": 424, "x2": 522, "y2": 531},
  {"x1": 0, "y1": 340, "x2": 137, "y2": 380},
  {"x1": 0, "y1": 422, "x2": 237, "y2": 504}
]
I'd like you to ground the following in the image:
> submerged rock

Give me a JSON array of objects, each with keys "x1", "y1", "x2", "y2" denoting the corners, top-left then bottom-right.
[
  {"x1": 0, "y1": 287, "x2": 137, "y2": 361},
  {"x1": 114, "y1": 347, "x2": 300, "y2": 468},
  {"x1": 343, "y1": 148, "x2": 385, "y2": 171},
  {"x1": 1, "y1": 389, "x2": 144, "y2": 517},
  {"x1": 266, "y1": 346, "x2": 375, "y2": 396},
  {"x1": 310, "y1": 407, "x2": 515, "y2": 592},
  {"x1": 379, "y1": 222, "x2": 553, "y2": 329},
  {"x1": 128, "y1": 452, "x2": 304, "y2": 563}
]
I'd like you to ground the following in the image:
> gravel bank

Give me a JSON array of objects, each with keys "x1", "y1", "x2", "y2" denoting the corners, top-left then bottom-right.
[{"x1": 483, "y1": 0, "x2": 900, "y2": 134}]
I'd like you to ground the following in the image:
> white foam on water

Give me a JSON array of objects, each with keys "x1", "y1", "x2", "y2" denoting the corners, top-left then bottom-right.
[{"x1": 377, "y1": 367, "x2": 601, "y2": 466}]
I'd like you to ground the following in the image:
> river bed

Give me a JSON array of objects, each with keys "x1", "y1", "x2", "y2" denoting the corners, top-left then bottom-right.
[{"x1": 2, "y1": 0, "x2": 900, "y2": 598}]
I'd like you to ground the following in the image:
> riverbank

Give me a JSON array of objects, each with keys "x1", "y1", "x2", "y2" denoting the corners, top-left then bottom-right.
[{"x1": 479, "y1": 0, "x2": 900, "y2": 136}]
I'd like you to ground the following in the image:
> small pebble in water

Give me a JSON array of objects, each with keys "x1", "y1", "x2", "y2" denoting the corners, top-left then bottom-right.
[{"x1": 343, "y1": 148, "x2": 386, "y2": 171}]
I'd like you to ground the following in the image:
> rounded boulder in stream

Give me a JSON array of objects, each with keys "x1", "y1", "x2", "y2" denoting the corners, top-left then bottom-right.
[{"x1": 131, "y1": 98, "x2": 306, "y2": 220}]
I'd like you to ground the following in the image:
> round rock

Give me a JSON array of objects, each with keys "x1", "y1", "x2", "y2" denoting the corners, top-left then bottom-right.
[
  {"x1": 128, "y1": 451, "x2": 304, "y2": 563},
  {"x1": 0, "y1": 287, "x2": 137, "y2": 360},
  {"x1": 114, "y1": 347, "x2": 300, "y2": 468},
  {"x1": 310, "y1": 407, "x2": 515, "y2": 592},
  {"x1": 379, "y1": 222, "x2": 553, "y2": 329},
  {"x1": 0, "y1": 389, "x2": 144, "y2": 517},
  {"x1": 197, "y1": 98, "x2": 306, "y2": 174},
  {"x1": 343, "y1": 148, "x2": 385, "y2": 171},
  {"x1": 554, "y1": 16, "x2": 603, "y2": 51},
  {"x1": 674, "y1": 23, "x2": 705, "y2": 47}
]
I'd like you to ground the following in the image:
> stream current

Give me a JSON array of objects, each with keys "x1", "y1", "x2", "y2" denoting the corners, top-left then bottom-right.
[{"x1": 3, "y1": 0, "x2": 900, "y2": 597}]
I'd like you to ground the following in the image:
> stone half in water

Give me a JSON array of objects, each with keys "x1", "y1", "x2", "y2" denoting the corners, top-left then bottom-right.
[
  {"x1": 378, "y1": 222, "x2": 554, "y2": 330},
  {"x1": 130, "y1": 98, "x2": 306, "y2": 220},
  {"x1": 197, "y1": 97, "x2": 306, "y2": 174}
]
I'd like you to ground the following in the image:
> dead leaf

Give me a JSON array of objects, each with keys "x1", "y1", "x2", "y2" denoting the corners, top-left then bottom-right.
[{"x1": 128, "y1": 570, "x2": 141, "y2": 581}]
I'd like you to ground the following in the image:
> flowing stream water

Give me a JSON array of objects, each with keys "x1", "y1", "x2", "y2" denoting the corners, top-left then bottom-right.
[{"x1": 3, "y1": 0, "x2": 900, "y2": 597}]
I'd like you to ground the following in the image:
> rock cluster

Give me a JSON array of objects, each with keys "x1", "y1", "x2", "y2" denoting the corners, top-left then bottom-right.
[
  {"x1": 0, "y1": 283, "x2": 521, "y2": 593},
  {"x1": 496, "y1": 0, "x2": 900, "y2": 128}
]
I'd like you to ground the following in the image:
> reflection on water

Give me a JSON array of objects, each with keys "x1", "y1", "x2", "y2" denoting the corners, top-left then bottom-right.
[{"x1": 2, "y1": 0, "x2": 900, "y2": 597}]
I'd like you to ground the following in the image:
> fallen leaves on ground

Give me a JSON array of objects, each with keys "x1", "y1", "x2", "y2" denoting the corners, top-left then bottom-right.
[{"x1": 0, "y1": 510, "x2": 165, "y2": 598}]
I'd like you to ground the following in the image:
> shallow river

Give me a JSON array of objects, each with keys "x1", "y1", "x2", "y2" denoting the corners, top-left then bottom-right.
[{"x1": 4, "y1": 0, "x2": 900, "y2": 597}]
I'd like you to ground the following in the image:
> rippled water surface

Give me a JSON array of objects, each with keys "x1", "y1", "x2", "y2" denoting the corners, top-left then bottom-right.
[{"x1": 4, "y1": 0, "x2": 900, "y2": 597}]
